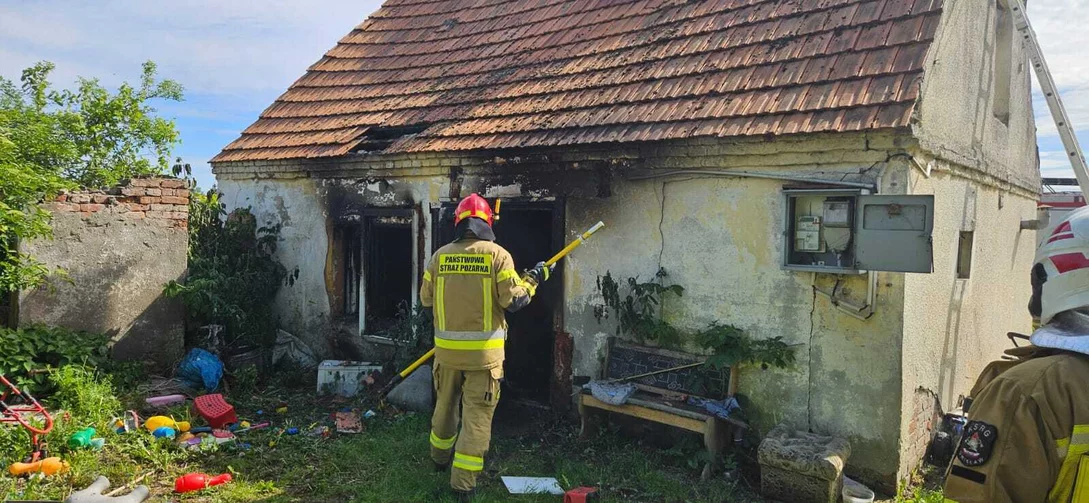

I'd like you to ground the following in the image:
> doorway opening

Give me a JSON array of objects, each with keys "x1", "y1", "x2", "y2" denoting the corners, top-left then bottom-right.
[{"x1": 431, "y1": 199, "x2": 564, "y2": 408}]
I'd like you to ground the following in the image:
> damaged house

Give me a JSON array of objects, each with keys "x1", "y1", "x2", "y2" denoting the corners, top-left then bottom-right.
[{"x1": 211, "y1": 0, "x2": 1039, "y2": 487}]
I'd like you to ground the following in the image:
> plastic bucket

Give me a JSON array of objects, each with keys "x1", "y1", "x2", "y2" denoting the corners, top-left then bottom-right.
[{"x1": 842, "y1": 476, "x2": 875, "y2": 503}]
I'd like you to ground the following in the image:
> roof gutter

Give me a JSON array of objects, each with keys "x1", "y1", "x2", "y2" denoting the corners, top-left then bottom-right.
[{"x1": 624, "y1": 170, "x2": 877, "y2": 190}]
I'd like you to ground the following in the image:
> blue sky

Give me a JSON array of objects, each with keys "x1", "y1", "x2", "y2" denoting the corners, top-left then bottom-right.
[{"x1": 1, "y1": 0, "x2": 1086, "y2": 191}]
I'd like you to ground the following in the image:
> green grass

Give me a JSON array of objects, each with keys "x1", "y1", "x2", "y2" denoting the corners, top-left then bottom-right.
[{"x1": 1, "y1": 366, "x2": 763, "y2": 502}]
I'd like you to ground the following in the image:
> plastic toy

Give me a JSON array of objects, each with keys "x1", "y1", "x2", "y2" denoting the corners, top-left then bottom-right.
[
  {"x1": 193, "y1": 394, "x2": 237, "y2": 429},
  {"x1": 9, "y1": 456, "x2": 69, "y2": 476},
  {"x1": 69, "y1": 427, "x2": 104, "y2": 450},
  {"x1": 174, "y1": 472, "x2": 232, "y2": 493},
  {"x1": 152, "y1": 426, "x2": 176, "y2": 439},
  {"x1": 144, "y1": 416, "x2": 190, "y2": 432},
  {"x1": 145, "y1": 394, "x2": 186, "y2": 408},
  {"x1": 113, "y1": 411, "x2": 140, "y2": 433}
]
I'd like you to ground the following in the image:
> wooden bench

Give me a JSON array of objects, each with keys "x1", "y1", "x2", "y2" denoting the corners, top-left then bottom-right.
[{"x1": 578, "y1": 339, "x2": 746, "y2": 480}]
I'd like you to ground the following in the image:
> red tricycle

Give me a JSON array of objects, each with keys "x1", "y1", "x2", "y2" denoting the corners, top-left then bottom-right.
[{"x1": 0, "y1": 374, "x2": 55, "y2": 461}]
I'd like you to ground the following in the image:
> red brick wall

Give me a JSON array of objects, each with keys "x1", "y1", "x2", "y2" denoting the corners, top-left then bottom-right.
[{"x1": 46, "y1": 177, "x2": 190, "y2": 228}]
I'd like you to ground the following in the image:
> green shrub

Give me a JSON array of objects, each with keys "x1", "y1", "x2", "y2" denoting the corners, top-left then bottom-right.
[
  {"x1": 0, "y1": 325, "x2": 109, "y2": 392},
  {"x1": 164, "y1": 196, "x2": 288, "y2": 350},
  {"x1": 48, "y1": 366, "x2": 121, "y2": 426}
]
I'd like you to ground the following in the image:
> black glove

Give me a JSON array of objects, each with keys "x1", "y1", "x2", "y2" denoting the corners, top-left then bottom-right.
[{"x1": 524, "y1": 261, "x2": 555, "y2": 285}]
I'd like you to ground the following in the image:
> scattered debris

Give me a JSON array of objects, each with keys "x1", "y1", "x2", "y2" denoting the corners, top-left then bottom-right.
[
  {"x1": 687, "y1": 396, "x2": 740, "y2": 420},
  {"x1": 69, "y1": 427, "x2": 104, "y2": 450},
  {"x1": 234, "y1": 421, "x2": 269, "y2": 434},
  {"x1": 174, "y1": 472, "x2": 232, "y2": 493},
  {"x1": 193, "y1": 393, "x2": 237, "y2": 428},
  {"x1": 273, "y1": 329, "x2": 318, "y2": 368},
  {"x1": 112, "y1": 411, "x2": 141, "y2": 433},
  {"x1": 67, "y1": 475, "x2": 150, "y2": 503},
  {"x1": 317, "y1": 360, "x2": 383, "y2": 397},
  {"x1": 9, "y1": 456, "x2": 69, "y2": 476},
  {"x1": 144, "y1": 394, "x2": 186, "y2": 408},
  {"x1": 152, "y1": 427, "x2": 176, "y2": 439},
  {"x1": 144, "y1": 416, "x2": 189, "y2": 432},
  {"x1": 335, "y1": 409, "x2": 363, "y2": 434},
  {"x1": 842, "y1": 476, "x2": 875, "y2": 503},
  {"x1": 588, "y1": 381, "x2": 636, "y2": 405},
  {"x1": 501, "y1": 476, "x2": 565, "y2": 495},
  {"x1": 564, "y1": 487, "x2": 600, "y2": 503},
  {"x1": 177, "y1": 348, "x2": 224, "y2": 391}
]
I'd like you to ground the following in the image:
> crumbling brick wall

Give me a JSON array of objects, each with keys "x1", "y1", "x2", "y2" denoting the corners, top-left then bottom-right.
[
  {"x1": 903, "y1": 387, "x2": 943, "y2": 475},
  {"x1": 48, "y1": 177, "x2": 191, "y2": 227},
  {"x1": 17, "y1": 177, "x2": 190, "y2": 368}
]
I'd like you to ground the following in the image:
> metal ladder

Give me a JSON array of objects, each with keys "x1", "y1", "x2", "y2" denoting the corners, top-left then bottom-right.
[{"x1": 1010, "y1": 0, "x2": 1089, "y2": 193}]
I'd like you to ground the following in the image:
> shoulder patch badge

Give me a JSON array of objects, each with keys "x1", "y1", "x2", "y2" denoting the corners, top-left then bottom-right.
[{"x1": 957, "y1": 420, "x2": 999, "y2": 467}]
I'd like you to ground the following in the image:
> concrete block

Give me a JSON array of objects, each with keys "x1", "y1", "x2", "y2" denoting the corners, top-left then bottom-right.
[
  {"x1": 758, "y1": 425, "x2": 850, "y2": 503},
  {"x1": 386, "y1": 364, "x2": 434, "y2": 414}
]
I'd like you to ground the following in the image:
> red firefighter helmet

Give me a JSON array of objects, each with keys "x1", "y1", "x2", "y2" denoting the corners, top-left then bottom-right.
[{"x1": 454, "y1": 193, "x2": 494, "y2": 227}]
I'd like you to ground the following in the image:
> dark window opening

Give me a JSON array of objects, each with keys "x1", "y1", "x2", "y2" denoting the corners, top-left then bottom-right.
[
  {"x1": 957, "y1": 231, "x2": 974, "y2": 279},
  {"x1": 363, "y1": 215, "x2": 413, "y2": 334},
  {"x1": 993, "y1": 0, "x2": 1013, "y2": 124}
]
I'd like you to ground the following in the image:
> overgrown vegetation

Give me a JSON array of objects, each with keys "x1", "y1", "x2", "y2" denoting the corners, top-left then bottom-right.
[
  {"x1": 594, "y1": 269, "x2": 685, "y2": 347},
  {"x1": 164, "y1": 193, "x2": 289, "y2": 350},
  {"x1": 376, "y1": 300, "x2": 435, "y2": 370},
  {"x1": 0, "y1": 61, "x2": 182, "y2": 295},
  {"x1": 594, "y1": 269, "x2": 795, "y2": 372},
  {"x1": 0, "y1": 325, "x2": 110, "y2": 393}
]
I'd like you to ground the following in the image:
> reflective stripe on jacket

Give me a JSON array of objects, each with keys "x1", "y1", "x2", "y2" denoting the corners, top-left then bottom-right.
[
  {"x1": 943, "y1": 347, "x2": 1089, "y2": 502},
  {"x1": 419, "y1": 238, "x2": 531, "y2": 370}
]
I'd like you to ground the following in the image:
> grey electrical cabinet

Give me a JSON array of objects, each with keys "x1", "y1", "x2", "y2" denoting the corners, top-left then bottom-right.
[
  {"x1": 783, "y1": 190, "x2": 934, "y2": 274},
  {"x1": 854, "y1": 195, "x2": 934, "y2": 273}
]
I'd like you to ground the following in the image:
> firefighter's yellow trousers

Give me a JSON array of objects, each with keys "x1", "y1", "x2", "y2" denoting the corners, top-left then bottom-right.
[{"x1": 429, "y1": 361, "x2": 502, "y2": 492}]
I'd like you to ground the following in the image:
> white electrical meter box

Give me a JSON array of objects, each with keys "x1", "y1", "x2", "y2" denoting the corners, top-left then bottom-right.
[
  {"x1": 822, "y1": 201, "x2": 851, "y2": 227},
  {"x1": 795, "y1": 216, "x2": 823, "y2": 252},
  {"x1": 783, "y1": 189, "x2": 935, "y2": 274}
]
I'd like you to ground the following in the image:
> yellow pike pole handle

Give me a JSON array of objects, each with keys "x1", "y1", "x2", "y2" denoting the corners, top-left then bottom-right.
[{"x1": 380, "y1": 221, "x2": 606, "y2": 398}]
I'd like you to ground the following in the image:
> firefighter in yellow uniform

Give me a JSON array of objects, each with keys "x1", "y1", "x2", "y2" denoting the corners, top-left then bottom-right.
[
  {"x1": 944, "y1": 206, "x2": 1089, "y2": 502},
  {"x1": 419, "y1": 194, "x2": 551, "y2": 501}
]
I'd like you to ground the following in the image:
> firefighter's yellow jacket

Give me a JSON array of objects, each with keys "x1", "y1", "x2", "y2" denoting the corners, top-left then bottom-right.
[
  {"x1": 419, "y1": 238, "x2": 534, "y2": 371},
  {"x1": 944, "y1": 345, "x2": 1089, "y2": 502}
]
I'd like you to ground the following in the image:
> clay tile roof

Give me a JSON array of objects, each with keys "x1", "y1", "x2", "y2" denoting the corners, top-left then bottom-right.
[{"x1": 213, "y1": 0, "x2": 943, "y2": 163}]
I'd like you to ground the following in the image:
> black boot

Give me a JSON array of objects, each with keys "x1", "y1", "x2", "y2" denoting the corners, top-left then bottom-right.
[
  {"x1": 433, "y1": 461, "x2": 450, "y2": 472},
  {"x1": 454, "y1": 489, "x2": 475, "y2": 502}
]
